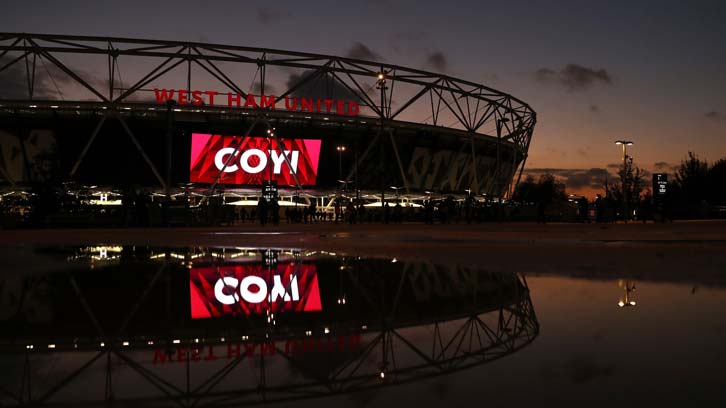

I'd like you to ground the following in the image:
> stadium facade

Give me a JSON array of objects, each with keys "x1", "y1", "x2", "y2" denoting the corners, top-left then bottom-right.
[{"x1": 0, "y1": 33, "x2": 536, "y2": 208}]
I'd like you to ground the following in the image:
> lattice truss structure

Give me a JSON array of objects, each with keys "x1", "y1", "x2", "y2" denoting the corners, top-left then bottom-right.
[
  {"x1": 0, "y1": 248, "x2": 539, "y2": 407},
  {"x1": 0, "y1": 33, "x2": 536, "y2": 196}
]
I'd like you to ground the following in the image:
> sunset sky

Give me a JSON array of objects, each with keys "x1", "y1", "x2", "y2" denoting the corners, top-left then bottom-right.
[{"x1": 2, "y1": 0, "x2": 725, "y2": 197}]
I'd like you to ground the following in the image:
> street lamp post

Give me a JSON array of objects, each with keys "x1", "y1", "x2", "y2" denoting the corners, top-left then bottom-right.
[
  {"x1": 377, "y1": 71, "x2": 388, "y2": 219},
  {"x1": 614, "y1": 140, "x2": 633, "y2": 222},
  {"x1": 495, "y1": 117, "x2": 510, "y2": 197},
  {"x1": 266, "y1": 128, "x2": 276, "y2": 184},
  {"x1": 336, "y1": 145, "x2": 346, "y2": 181}
]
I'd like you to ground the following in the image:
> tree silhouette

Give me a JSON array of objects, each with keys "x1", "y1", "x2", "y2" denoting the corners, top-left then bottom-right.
[
  {"x1": 607, "y1": 156, "x2": 644, "y2": 221},
  {"x1": 513, "y1": 173, "x2": 567, "y2": 204},
  {"x1": 675, "y1": 152, "x2": 709, "y2": 205},
  {"x1": 707, "y1": 158, "x2": 726, "y2": 203}
]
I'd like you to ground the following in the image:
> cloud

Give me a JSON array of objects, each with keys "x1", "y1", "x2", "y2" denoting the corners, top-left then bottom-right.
[
  {"x1": 525, "y1": 167, "x2": 610, "y2": 190},
  {"x1": 0, "y1": 55, "x2": 105, "y2": 100},
  {"x1": 705, "y1": 111, "x2": 722, "y2": 120},
  {"x1": 654, "y1": 162, "x2": 678, "y2": 172},
  {"x1": 285, "y1": 70, "x2": 364, "y2": 103},
  {"x1": 389, "y1": 31, "x2": 429, "y2": 54},
  {"x1": 345, "y1": 42, "x2": 380, "y2": 61},
  {"x1": 256, "y1": 7, "x2": 291, "y2": 24},
  {"x1": 0, "y1": 56, "x2": 33, "y2": 98},
  {"x1": 606, "y1": 163, "x2": 621, "y2": 169},
  {"x1": 250, "y1": 81, "x2": 277, "y2": 95},
  {"x1": 426, "y1": 51, "x2": 448, "y2": 72},
  {"x1": 535, "y1": 63, "x2": 612, "y2": 91}
]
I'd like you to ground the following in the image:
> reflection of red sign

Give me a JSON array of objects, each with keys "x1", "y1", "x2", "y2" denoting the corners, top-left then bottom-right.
[
  {"x1": 189, "y1": 263, "x2": 322, "y2": 319},
  {"x1": 190, "y1": 134, "x2": 321, "y2": 185},
  {"x1": 152, "y1": 335, "x2": 361, "y2": 364}
]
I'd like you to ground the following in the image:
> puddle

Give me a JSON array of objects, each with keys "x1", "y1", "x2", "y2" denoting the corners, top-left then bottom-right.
[{"x1": 0, "y1": 246, "x2": 724, "y2": 406}]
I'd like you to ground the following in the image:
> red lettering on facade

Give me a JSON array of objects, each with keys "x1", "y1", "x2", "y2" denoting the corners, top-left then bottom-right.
[
  {"x1": 178, "y1": 90, "x2": 189, "y2": 105},
  {"x1": 244, "y1": 94, "x2": 258, "y2": 108},
  {"x1": 348, "y1": 101, "x2": 360, "y2": 116},
  {"x1": 324, "y1": 99, "x2": 334, "y2": 112},
  {"x1": 192, "y1": 90, "x2": 203, "y2": 106},
  {"x1": 154, "y1": 88, "x2": 175, "y2": 104},
  {"x1": 285, "y1": 96, "x2": 297, "y2": 110},
  {"x1": 259, "y1": 94, "x2": 275, "y2": 109},
  {"x1": 150, "y1": 89, "x2": 358, "y2": 116},
  {"x1": 301, "y1": 98, "x2": 314, "y2": 112},
  {"x1": 228, "y1": 92, "x2": 242, "y2": 107},
  {"x1": 205, "y1": 91, "x2": 218, "y2": 105}
]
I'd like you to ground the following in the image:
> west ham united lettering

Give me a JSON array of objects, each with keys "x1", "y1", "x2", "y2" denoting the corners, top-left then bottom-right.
[
  {"x1": 190, "y1": 133, "x2": 321, "y2": 185},
  {"x1": 189, "y1": 263, "x2": 322, "y2": 318},
  {"x1": 154, "y1": 88, "x2": 360, "y2": 115}
]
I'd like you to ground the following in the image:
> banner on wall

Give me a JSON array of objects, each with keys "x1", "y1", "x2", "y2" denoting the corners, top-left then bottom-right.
[{"x1": 189, "y1": 133, "x2": 321, "y2": 185}]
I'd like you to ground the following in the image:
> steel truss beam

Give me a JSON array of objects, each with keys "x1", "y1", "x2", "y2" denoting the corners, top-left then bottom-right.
[
  {"x1": 0, "y1": 33, "x2": 535, "y2": 196},
  {"x1": 0, "y1": 33, "x2": 534, "y2": 141}
]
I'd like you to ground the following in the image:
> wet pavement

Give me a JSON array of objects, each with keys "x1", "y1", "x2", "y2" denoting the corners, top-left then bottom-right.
[{"x1": 1, "y1": 222, "x2": 725, "y2": 406}]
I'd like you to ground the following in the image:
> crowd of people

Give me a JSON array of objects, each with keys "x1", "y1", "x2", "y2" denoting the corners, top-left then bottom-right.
[{"x1": 241, "y1": 195, "x2": 534, "y2": 226}]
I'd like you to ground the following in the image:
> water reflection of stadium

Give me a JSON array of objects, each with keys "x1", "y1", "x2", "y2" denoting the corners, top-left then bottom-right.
[{"x1": 0, "y1": 247, "x2": 539, "y2": 406}]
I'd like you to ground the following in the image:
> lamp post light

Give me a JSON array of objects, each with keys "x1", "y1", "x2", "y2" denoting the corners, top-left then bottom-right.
[
  {"x1": 288, "y1": 184, "x2": 299, "y2": 208},
  {"x1": 337, "y1": 179, "x2": 351, "y2": 193},
  {"x1": 614, "y1": 140, "x2": 633, "y2": 164},
  {"x1": 614, "y1": 140, "x2": 634, "y2": 222},
  {"x1": 617, "y1": 280, "x2": 637, "y2": 308},
  {"x1": 390, "y1": 186, "x2": 402, "y2": 200}
]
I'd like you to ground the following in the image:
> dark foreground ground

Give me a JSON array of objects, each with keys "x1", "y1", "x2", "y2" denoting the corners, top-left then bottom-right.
[
  {"x1": 2, "y1": 221, "x2": 725, "y2": 407},
  {"x1": 2, "y1": 220, "x2": 726, "y2": 284}
]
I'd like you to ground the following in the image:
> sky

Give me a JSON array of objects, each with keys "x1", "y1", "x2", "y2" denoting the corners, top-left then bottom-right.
[{"x1": 1, "y1": 0, "x2": 725, "y2": 197}]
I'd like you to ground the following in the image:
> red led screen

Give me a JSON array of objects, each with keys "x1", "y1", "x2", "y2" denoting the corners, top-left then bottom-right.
[
  {"x1": 189, "y1": 133, "x2": 321, "y2": 185},
  {"x1": 189, "y1": 263, "x2": 322, "y2": 319}
]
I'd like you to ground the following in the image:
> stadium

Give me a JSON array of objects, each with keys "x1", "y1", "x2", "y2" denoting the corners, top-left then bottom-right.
[{"x1": 0, "y1": 33, "x2": 536, "y2": 224}]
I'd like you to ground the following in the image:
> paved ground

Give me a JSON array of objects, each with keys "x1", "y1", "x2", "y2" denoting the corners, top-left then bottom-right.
[
  {"x1": 3, "y1": 219, "x2": 726, "y2": 245},
  {"x1": 2, "y1": 220, "x2": 726, "y2": 285}
]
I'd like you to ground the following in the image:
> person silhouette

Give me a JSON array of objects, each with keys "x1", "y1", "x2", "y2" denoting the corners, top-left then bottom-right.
[{"x1": 257, "y1": 196, "x2": 268, "y2": 226}]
